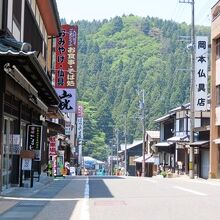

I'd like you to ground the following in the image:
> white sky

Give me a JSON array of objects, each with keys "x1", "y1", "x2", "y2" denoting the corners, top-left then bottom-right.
[{"x1": 56, "y1": 0, "x2": 217, "y2": 26}]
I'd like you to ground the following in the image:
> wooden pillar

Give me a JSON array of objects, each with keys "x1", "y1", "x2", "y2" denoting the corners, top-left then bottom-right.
[
  {"x1": 210, "y1": 38, "x2": 219, "y2": 178},
  {"x1": 0, "y1": 70, "x2": 6, "y2": 191}
]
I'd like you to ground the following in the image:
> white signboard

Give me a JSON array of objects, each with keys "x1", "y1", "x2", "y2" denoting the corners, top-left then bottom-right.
[
  {"x1": 22, "y1": 158, "x2": 32, "y2": 170},
  {"x1": 194, "y1": 36, "x2": 208, "y2": 111},
  {"x1": 65, "y1": 121, "x2": 71, "y2": 135},
  {"x1": 56, "y1": 88, "x2": 76, "y2": 113},
  {"x1": 70, "y1": 166, "x2": 76, "y2": 176},
  {"x1": 77, "y1": 117, "x2": 83, "y2": 140}
]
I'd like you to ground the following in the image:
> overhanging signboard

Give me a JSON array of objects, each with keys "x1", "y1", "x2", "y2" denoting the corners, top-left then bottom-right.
[
  {"x1": 77, "y1": 104, "x2": 84, "y2": 141},
  {"x1": 26, "y1": 125, "x2": 43, "y2": 161},
  {"x1": 77, "y1": 117, "x2": 83, "y2": 140},
  {"x1": 54, "y1": 25, "x2": 78, "y2": 113},
  {"x1": 49, "y1": 136, "x2": 56, "y2": 156},
  {"x1": 56, "y1": 88, "x2": 76, "y2": 113},
  {"x1": 55, "y1": 25, "x2": 78, "y2": 89},
  {"x1": 194, "y1": 36, "x2": 208, "y2": 111}
]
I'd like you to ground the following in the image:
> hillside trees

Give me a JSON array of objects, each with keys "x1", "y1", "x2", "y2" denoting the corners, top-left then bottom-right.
[{"x1": 73, "y1": 15, "x2": 210, "y2": 160}]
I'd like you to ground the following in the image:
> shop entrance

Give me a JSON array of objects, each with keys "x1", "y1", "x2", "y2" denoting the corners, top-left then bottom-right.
[{"x1": 3, "y1": 117, "x2": 13, "y2": 189}]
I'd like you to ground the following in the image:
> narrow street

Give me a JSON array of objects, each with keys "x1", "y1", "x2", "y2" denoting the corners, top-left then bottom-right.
[{"x1": 0, "y1": 176, "x2": 220, "y2": 220}]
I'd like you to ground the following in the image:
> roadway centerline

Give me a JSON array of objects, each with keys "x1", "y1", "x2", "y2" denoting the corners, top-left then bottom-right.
[
  {"x1": 173, "y1": 186, "x2": 207, "y2": 196},
  {"x1": 80, "y1": 176, "x2": 90, "y2": 220}
]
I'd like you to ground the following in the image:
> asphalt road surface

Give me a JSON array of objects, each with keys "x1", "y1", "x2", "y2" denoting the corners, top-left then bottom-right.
[{"x1": 1, "y1": 175, "x2": 220, "y2": 220}]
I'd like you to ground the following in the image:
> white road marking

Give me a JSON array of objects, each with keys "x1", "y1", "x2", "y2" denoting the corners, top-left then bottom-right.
[
  {"x1": 143, "y1": 179, "x2": 157, "y2": 183},
  {"x1": 0, "y1": 196, "x2": 83, "y2": 201},
  {"x1": 80, "y1": 176, "x2": 90, "y2": 220},
  {"x1": 174, "y1": 186, "x2": 207, "y2": 196},
  {"x1": 70, "y1": 176, "x2": 90, "y2": 220},
  {"x1": 183, "y1": 179, "x2": 220, "y2": 186}
]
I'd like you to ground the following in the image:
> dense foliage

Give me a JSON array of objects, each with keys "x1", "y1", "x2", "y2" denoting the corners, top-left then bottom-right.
[{"x1": 63, "y1": 16, "x2": 210, "y2": 161}]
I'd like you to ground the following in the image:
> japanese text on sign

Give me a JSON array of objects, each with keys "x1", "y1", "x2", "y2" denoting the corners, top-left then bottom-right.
[
  {"x1": 56, "y1": 88, "x2": 76, "y2": 113},
  {"x1": 26, "y1": 125, "x2": 42, "y2": 161},
  {"x1": 55, "y1": 25, "x2": 78, "y2": 89},
  {"x1": 194, "y1": 36, "x2": 208, "y2": 111}
]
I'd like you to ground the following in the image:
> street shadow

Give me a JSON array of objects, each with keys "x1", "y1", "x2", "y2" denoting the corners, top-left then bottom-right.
[{"x1": 89, "y1": 176, "x2": 123, "y2": 198}]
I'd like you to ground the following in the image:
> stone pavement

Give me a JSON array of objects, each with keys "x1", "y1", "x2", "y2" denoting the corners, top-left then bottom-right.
[{"x1": 0, "y1": 172, "x2": 54, "y2": 215}]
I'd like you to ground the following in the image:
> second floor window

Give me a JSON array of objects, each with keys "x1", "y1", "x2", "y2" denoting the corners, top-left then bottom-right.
[
  {"x1": 217, "y1": 85, "x2": 220, "y2": 106},
  {"x1": 216, "y1": 38, "x2": 220, "y2": 60},
  {"x1": 179, "y1": 118, "x2": 184, "y2": 132}
]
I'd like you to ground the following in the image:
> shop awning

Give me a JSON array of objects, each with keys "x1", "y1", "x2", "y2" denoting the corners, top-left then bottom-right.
[
  {"x1": 0, "y1": 36, "x2": 60, "y2": 106},
  {"x1": 134, "y1": 154, "x2": 155, "y2": 163},
  {"x1": 154, "y1": 142, "x2": 175, "y2": 153},
  {"x1": 46, "y1": 120, "x2": 65, "y2": 135},
  {"x1": 167, "y1": 135, "x2": 189, "y2": 143},
  {"x1": 189, "y1": 140, "x2": 209, "y2": 147},
  {"x1": 154, "y1": 142, "x2": 173, "y2": 147},
  {"x1": 46, "y1": 106, "x2": 64, "y2": 119}
]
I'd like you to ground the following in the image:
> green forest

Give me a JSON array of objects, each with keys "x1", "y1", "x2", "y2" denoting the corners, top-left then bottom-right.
[{"x1": 61, "y1": 15, "x2": 210, "y2": 161}]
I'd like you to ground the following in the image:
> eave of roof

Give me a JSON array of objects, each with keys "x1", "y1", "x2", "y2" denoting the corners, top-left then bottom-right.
[
  {"x1": 46, "y1": 120, "x2": 64, "y2": 134},
  {"x1": 0, "y1": 50, "x2": 60, "y2": 105},
  {"x1": 146, "y1": 130, "x2": 160, "y2": 139},
  {"x1": 36, "y1": 0, "x2": 61, "y2": 36},
  {"x1": 155, "y1": 112, "x2": 175, "y2": 123}
]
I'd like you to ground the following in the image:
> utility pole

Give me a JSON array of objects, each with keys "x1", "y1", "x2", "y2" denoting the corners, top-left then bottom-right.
[
  {"x1": 179, "y1": 0, "x2": 195, "y2": 179},
  {"x1": 140, "y1": 90, "x2": 146, "y2": 177},
  {"x1": 124, "y1": 118, "x2": 127, "y2": 176},
  {"x1": 116, "y1": 129, "x2": 119, "y2": 169}
]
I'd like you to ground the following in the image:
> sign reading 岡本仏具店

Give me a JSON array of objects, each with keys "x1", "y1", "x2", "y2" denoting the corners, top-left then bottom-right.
[
  {"x1": 194, "y1": 36, "x2": 208, "y2": 111},
  {"x1": 26, "y1": 125, "x2": 43, "y2": 161}
]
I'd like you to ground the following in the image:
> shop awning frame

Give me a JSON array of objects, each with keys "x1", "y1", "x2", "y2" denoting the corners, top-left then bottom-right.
[
  {"x1": 167, "y1": 135, "x2": 189, "y2": 143},
  {"x1": 0, "y1": 50, "x2": 60, "y2": 106},
  {"x1": 189, "y1": 140, "x2": 209, "y2": 147}
]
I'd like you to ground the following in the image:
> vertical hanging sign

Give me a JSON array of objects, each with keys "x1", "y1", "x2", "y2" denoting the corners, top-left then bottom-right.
[
  {"x1": 26, "y1": 125, "x2": 43, "y2": 161},
  {"x1": 77, "y1": 105, "x2": 84, "y2": 141},
  {"x1": 77, "y1": 104, "x2": 84, "y2": 165},
  {"x1": 49, "y1": 136, "x2": 56, "y2": 156},
  {"x1": 55, "y1": 25, "x2": 78, "y2": 113},
  {"x1": 194, "y1": 36, "x2": 208, "y2": 111}
]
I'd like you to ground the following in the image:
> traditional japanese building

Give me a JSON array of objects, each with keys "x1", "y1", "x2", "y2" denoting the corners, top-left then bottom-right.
[
  {"x1": 0, "y1": 0, "x2": 62, "y2": 191},
  {"x1": 210, "y1": 0, "x2": 220, "y2": 178}
]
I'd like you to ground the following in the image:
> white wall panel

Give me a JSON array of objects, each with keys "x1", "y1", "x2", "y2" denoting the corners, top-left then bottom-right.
[
  {"x1": 216, "y1": 59, "x2": 220, "y2": 85},
  {"x1": 7, "y1": 0, "x2": 13, "y2": 33},
  {"x1": 216, "y1": 106, "x2": 220, "y2": 125}
]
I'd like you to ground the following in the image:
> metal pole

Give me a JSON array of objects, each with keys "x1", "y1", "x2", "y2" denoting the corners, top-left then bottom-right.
[{"x1": 141, "y1": 90, "x2": 146, "y2": 177}]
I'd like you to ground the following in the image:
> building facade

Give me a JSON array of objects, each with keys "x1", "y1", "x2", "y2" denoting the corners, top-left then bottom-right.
[
  {"x1": 0, "y1": 0, "x2": 61, "y2": 191},
  {"x1": 210, "y1": 0, "x2": 220, "y2": 178},
  {"x1": 155, "y1": 103, "x2": 210, "y2": 178}
]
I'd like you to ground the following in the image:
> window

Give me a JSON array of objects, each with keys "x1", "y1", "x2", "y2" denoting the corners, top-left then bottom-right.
[
  {"x1": 216, "y1": 38, "x2": 220, "y2": 60},
  {"x1": 217, "y1": 85, "x2": 220, "y2": 106},
  {"x1": 201, "y1": 118, "x2": 210, "y2": 127},
  {"x1": 24, "y1": 2, "x2": 43, "y2": 55},
  {"x1": 13, "y1": 0, "x2": 21, "y2": 27},
  {"x1": 179, "y1": 118, "x2": 184, "y2": 132}
]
